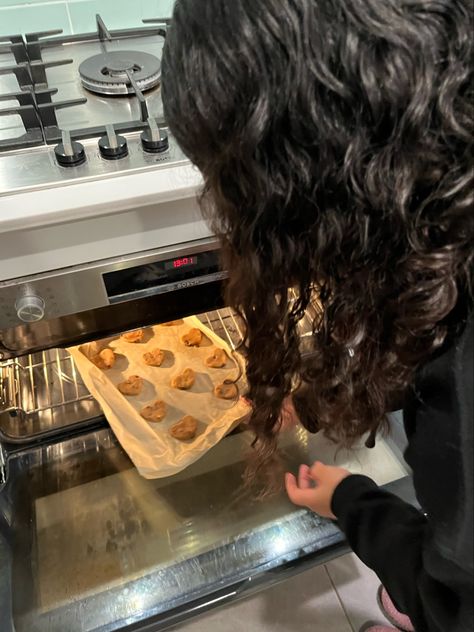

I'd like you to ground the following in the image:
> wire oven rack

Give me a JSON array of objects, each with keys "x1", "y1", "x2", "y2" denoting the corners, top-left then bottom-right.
[{"x1": 0, "y1": 303, "x2": 318, "y2": 444}]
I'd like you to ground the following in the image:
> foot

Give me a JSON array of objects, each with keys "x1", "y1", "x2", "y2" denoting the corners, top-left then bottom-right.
[{"x1": 377, "y1": 585, "x2": 415, "y2": 631}]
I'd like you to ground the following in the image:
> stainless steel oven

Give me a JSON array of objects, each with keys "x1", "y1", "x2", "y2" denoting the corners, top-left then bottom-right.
[{"x1": 0, "y1": 234, "x2": 415, "y2": 632}]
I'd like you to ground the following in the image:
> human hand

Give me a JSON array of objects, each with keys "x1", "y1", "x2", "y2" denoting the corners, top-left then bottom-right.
[{"x1": 285, "y1": 461, "x2": 352, "y2": 519}]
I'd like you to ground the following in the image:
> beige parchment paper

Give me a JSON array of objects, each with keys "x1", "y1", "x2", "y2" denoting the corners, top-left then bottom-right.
[{"x1": 69, "y1": 316, "x2": 250, "y2": 478}]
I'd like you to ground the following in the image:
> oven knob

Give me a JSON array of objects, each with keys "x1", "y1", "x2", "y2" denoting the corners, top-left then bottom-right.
[
  {"x1": 54, "y1": 130, "x2": 86, "y2": 167},
  {"x1": 99, "y1": 124, "x2": 128, "y2": 160},
  {"x1": 141, "y1": 117, "x2": 169, "y2": 153},
  {"x1": 15, "y1": 295, "x2": 45, "y2": 323}
]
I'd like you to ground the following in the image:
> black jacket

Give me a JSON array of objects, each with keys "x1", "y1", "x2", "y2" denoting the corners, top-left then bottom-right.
[{"x1": 331, "y1": 314, "x2": 473, "y2": 632}]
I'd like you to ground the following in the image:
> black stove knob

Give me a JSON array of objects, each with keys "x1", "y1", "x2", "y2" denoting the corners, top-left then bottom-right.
[
  {"x1": 141, "y1": 117, "x2": 169, "y2": 153},
  {"x1": 54, "y1": 130, "x2": 86, "y2": 167},
  {"x1": 99, "y1": 124, "x2": 128, "y2": 160}
]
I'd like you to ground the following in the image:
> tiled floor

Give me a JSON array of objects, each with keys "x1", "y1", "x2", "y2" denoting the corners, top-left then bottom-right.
[{"x1": 175, "y1": 554, "x2": 391, "y2": 632}]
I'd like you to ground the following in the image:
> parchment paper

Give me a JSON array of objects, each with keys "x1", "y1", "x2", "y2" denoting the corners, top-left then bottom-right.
[{"x1": 69, "y1": 317, "x2": 250, "y2": 478}]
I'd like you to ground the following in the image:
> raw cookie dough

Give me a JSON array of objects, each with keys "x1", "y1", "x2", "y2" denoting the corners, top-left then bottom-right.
[
  {"x1": 214, "y1": 382, "x2": 238, "y2": 400},
  {"x1": 140, "y1": 400, "x2": 166, "y2": 422},
  {"x1": 205, "y1": 348, "x2": 227, "y2": 368},
  {"x1": 171, "y1": 368, "x2": 196, "y2": 390},
  {"x1": 160, "y1": 320, "x2": 183, "y2": 327},
  {"x1": 143, "y1": 348, "x2": 165, "y2": 367},
  {"x1": 181, "y1": 328, "x2": 203, "y2": 347},
  {"x1": 91, "y1": 348, "x2": 116, "y2": 370},
  {"x1": 169, "y1": 415, "x2": 198, "y2": 441},
  {"x1": 121, "y1": 329, "x2": 145, "y2": 343},
  {"x1": 117, "y1": 375, "x2": 144, "y2": 396}
]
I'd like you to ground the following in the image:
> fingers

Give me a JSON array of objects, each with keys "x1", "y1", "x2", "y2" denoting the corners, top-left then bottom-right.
[
  {"x1": 309, "y1": 461, "x2": 326, "y2": 482},
  {"x1": 285, "y1": 472, "x2": 316, "y2": 507},
  {"x1": 298, "y1": 464, "x2": 312, "y2": 490}
]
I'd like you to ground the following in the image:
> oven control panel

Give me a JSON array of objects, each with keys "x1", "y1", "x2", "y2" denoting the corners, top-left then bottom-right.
[{"x1": 0, "y1": 239, "x2": 224, "y2": 330}]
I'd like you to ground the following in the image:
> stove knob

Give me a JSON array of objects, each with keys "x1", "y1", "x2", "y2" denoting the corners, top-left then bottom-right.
[
  {"x1": 141, "y1": 117, "x2": 169, "y2": 153},
  {"x1": 99, "y1": 124, "x2": 128, "y2": 160},
  {"x1": 54, "y1": 130, "x2": 86, "y2": 167},
  {"x1": 15, "y1": 295, "x2": 45, "y2": 323}
]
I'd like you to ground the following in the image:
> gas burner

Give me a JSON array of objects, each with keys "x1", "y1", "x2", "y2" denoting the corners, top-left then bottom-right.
[{"x1": 79, "y1": 51, "x2": 161, "y2": 96}]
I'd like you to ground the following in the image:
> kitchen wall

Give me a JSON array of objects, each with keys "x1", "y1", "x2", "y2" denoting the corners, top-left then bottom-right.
[{"x1": 0, "y1": 0, "x2": 175, "y2": 36}]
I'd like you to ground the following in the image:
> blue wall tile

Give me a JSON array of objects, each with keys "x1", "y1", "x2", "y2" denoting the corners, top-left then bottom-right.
[{"x1": 0, "y1": 3, "x2": 71, "y2": 37}]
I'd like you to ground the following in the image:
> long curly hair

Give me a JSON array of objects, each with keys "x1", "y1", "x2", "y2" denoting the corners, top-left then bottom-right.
[{"x1": 162, "y1": 0, "x2": 473, "y2": 479}]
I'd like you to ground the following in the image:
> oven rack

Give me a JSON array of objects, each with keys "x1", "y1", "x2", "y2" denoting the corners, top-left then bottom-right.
[{"x1": 0, "y1": 304, "x2": 317, "y2": 443}]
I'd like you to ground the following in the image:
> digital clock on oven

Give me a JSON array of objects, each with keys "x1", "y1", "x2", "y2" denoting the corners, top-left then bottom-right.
[{"x1": 165, "y1": 256, "x2": 197, "y2": 270}]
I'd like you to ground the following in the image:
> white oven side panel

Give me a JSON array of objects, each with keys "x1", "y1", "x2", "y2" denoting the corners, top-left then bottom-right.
[{"x1": 0, "y1": 196, "x2": 213, "y2": 281}]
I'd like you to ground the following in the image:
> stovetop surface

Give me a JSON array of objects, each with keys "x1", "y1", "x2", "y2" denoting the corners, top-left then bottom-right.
[
  {"x1": 0, "y1": 16, "x2": 168, "y2": 146},
  {"x1": 0, "y1": 17, "x2": 192, "y2": 198}
]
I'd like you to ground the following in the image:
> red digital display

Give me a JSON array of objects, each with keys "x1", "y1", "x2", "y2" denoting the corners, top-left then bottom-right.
[{"x1": 173, "y1": 256, "x2": 196, "y2": 268}]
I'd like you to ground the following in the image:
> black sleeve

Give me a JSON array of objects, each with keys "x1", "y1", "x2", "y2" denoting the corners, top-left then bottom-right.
[
  {"x1": 331, "y1": 313, "x2": 473, "y2": 632},
  {"x1": 331, "y1": 474, "x2": 473, "y2": 632}
]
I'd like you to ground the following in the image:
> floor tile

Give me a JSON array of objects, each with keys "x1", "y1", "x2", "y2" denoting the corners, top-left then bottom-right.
[
  {"x1": 326, "y1": 553, "x2": 384, "y2": 630},
  {"x1": 175, "y1": 563, "x2": 353, "y2": 632}
]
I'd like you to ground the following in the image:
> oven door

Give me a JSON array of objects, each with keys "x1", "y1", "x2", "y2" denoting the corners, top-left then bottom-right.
[{"x1": 0, "y1": 411, "x2": 414, "y2": 632}]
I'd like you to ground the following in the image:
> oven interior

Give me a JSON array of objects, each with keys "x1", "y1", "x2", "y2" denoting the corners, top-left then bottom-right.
[{"x1": 0, "y1": 302, "x2": 410, "y2": 632}]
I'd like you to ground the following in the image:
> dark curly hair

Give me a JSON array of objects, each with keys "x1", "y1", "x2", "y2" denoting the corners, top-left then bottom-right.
[{"x1": 162, "y1": 0, "x2": 473, "y2": 482}]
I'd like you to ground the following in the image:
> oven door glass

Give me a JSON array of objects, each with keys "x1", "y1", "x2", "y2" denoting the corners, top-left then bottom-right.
[{"x1": 0, "y1": 421, "x2": 410, "y2": 632}]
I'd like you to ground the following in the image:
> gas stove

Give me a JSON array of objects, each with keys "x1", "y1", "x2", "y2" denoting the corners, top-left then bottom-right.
[
  {"x1": 0, "y1": 14, "x2": 206, "y2": 282},
  {"x1": 0, "y1": 14, "x2": 192, "y2": 195}
]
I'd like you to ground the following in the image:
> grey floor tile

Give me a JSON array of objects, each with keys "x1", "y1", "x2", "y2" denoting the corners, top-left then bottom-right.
[
  {"x1": 174, "y1": 563, "x2": 353, "y2": 632},
  {"x1": 326, "y1": 553, "x2": 384, "y2": 630}
]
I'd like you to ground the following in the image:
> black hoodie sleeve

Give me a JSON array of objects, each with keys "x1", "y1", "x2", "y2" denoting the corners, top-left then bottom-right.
[{"x1": 331, "y1": 315, "x2": 473, "y2": 632}]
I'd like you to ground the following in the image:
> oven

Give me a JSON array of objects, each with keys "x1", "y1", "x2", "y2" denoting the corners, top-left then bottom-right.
[{"x1": 0, "y1": 13, "x2": 414, "y2": 632}]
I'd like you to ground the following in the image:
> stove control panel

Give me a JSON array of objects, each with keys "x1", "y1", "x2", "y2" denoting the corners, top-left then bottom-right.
[{"x1": 0, "y1": 128, "x2": 188, "y2": 194}]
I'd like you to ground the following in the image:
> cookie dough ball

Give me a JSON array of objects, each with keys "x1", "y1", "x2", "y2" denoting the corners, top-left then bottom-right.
[
  {"x1": 171, "y1": 368, "x2": 195, "y2": 390},
  {"x1": 140, "y1": 400, "x2": 166, "y2": 422},
  {"x1": 169, "y1": 415, "x2": 198, "y2": 441},
  {"x1": 143, "y1": 348, "x2": 165, "y2": 367},
  {"x1": 91, "y1": 348, "x2": 116, "y2": 370},
  {"x1": 205, "y1": 348, "x2": 227, "y2": 368},
  {"x1": 117, "y1": 375, "x2": 143, "y2": 396},
  {"x1": 181, "y1": 328, "x2": 203, "y2": 347},
  {"x1": 160, "y1": 320, "x2": 183, "y2": 327},
  {"x1": 121, "y1": 329, "x2": 144, "y2": 343},
  {"x1": 214, "y1": 382, "x2": 238, "y2": 400}
]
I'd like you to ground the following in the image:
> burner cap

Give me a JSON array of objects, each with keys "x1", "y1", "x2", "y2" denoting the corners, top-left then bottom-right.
[{"x1": 79, "y1": 51, "x2": 161, "y2": 95}]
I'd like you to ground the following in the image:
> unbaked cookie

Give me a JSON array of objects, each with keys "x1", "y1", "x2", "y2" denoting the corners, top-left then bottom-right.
[
  {"x1": 143, "y1": 348, "x2": 165, "y2": 367},
  {"x1": 171, "y1": 368, "x2": 195, "y2": 390},
  {"x1": 205, "y1": 348, "x2": 227, "y2": 368},
  {"x1": 117, "y1": 375, "x2": 143, "y2": 396},
  {"x1": 169, "y1": 415, "x2": 198, "y2": 441},
  {"x1": 140, "y1": 400, "x2": 166, "y2": 422},
  {"x1": 214, "y1": 382, "x2": 238, "y2": 400},
  {"x1": 181, "y1": 328, "x2": 203, "y2": 347},
  {"x1": 91, "y1": 348, "x2": 116, "y2": 370},
  {"x1": 121, "y1": 329, "x2": 145, "y2": 343}
]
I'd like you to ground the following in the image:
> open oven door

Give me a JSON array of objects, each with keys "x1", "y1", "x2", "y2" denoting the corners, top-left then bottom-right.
[{"x1": 0, "y1": 413, "x2": 414, "y2": 632}]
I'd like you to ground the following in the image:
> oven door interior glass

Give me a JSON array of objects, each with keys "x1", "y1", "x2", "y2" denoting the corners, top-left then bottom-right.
[{"x1": 0, "y1": 420, "x2": 409, "y2": 632}]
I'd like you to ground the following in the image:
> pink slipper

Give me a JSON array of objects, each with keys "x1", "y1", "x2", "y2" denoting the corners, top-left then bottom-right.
[{"x1": 377, "y1": 585, "x2": 415, "y2": 631}]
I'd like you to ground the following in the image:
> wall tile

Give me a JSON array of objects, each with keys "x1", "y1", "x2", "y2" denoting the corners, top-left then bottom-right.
[
  {"x1": 0, "y1": 3, "x2": 71, "y2": 37},
  {"x1": 0, "y1": 0, "x2": 47, "y2": 7},
  {"x1": 67, "y1": 0, "x2": 143, "y2": 33}
]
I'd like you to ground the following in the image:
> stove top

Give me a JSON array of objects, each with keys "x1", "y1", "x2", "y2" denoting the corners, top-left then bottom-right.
[
  {"x1": 0, "y1": 15, "x2": 194, "y2": 199},
  {"x1": 0, "y1": 15, "x2": 168, "y2": 151}
]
